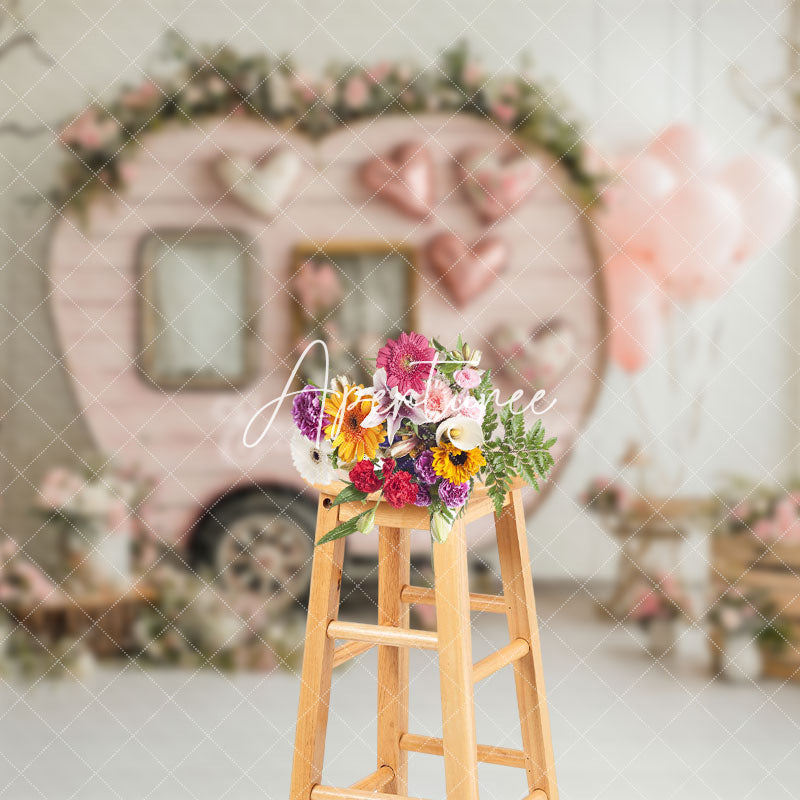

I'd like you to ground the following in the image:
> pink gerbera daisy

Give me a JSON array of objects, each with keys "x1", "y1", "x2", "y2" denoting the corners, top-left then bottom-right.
[{"x1": 376, "y1": 332, "x2": 436, "y2": 395}]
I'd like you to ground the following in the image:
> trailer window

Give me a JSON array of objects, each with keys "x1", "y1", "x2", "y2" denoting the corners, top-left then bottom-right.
[
  {"x1": 289, "y1": 243, "x2": 418, "y2": 387},
  {"x1": 138, "y1": 231, "x2": 257, "y2": 390}
]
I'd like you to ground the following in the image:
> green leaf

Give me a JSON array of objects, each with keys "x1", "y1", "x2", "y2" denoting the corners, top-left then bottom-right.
[
  {"x1": 330, "y1": 484, "x2": 369, "y2": 506},
  {"x1": 317, "y1": 508, "x2": 374, "y2": 545}
]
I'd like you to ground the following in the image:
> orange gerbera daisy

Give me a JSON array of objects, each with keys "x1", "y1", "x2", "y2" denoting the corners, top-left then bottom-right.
[{"x1": 324, "y1": 384, "x2": 385, "y2": 463}]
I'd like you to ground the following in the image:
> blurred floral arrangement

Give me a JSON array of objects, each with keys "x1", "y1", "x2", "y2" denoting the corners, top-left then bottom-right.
[
  {"x1": 0, "y1": 538, "x2": 58, "y2": 609},
  {"x1": 717, "y1": 479, "x2": 800, "y2": 546},
  {"x1": 0, "y1": 538, "x2": 97, "y2": 681},
  {"x1": 579, "y1": 476, "x2": 632, "y2": 517},
  {"x1": 289, "y1": 332, "x2": 556, "y2": 544},
  {"x1": 36, "y1": 462, "x2": 152, "y2": 588},
  {"x1": 56, "y1": 34, "x2": 598, "y2": 214},
  {"x1": 707, "y1": 587, "x2": 789, "y2": 653},
  {"x1": 627, "y1": 574, "x2": 692, "y2": 628},
  {"x1": 133, "y1": 565, "x2": 303, "y2": 672}
]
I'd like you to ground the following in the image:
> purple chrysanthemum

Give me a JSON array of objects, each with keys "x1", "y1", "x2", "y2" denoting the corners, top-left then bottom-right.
[
  {"x1": 414, "y1": 484, "x2": 432, "y2": 507},
  {"x1": 414, "y1": 450, "x2": 437, "y2": 485},
  {"x1": 438, "y1": 479, "x2": 470, "y2": 509},
  {"x1": 292, "y1": 385, "x2": 329, "y2": 441}
]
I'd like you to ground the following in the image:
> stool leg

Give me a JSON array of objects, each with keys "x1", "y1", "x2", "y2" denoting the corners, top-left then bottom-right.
[
  {"x1": 290, "y1": 496, "x2": 345, "y2": 800},
  {"x1": 495, "y1": 490, "x2": 559, "y2": 800},
  {"x1": 377, "y1": 526, "x2": 411, "y2": 794},
  {"x1": 433, "y1": 518, "x2": 480, "y2": 800}
]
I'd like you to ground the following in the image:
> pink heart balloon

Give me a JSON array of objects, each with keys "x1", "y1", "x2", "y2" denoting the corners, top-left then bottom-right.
[
  {"x1": 360, "y1": 141, "x2": 434, "y2": 219},
  {"x1": 457, "y1": 146, "x2": 542, "y2": 222},
  {"x1": 604, "y1": 252, "x2": 661, "y2": 373},
  {"x1": 717, "y1": 153, "x2": 797, "y2": 260},
  {"x1": 648, "y1": 178, "x2": 741, "y2": 292},
  {"x1": 427, "y1": 233, "x2": 509, "y2": 308},
  {"x1": 595, "y1": 154, "x2": 676, "y2": 258},
  {"x1": 646, "y1": 123, "x2": 716, "y2": 177}
]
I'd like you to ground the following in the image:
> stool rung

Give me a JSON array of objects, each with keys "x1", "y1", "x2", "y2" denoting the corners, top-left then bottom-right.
[
  {"x1": 349, "y1": 765, "x2": 394, "y2": 791},
  {"x1": 473, "y1": 638, "x2": 530, "y2": 683},
  {"x1": 332, "y1": 640, "x2": 374, "y2": 668},
  {"x1": 400, "y1": 585, "x2": 507, "y2": 614},
  {"x1": 524, "y1": 792, "x2": 548, "y2": 800},
  {"x1": 327, "y1": 620, "x2": 438, "y2": 650},
  {"x1": 399, "y1": 733, "x2": 527, "y2": 768},
  {"x1": 311, "y1": 787, "x2": 429, "y2": 800}
]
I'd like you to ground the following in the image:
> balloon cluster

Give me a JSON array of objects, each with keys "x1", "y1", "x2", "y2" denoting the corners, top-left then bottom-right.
[{"x1": 595, "y1": 123, "x2": 797, "y2": 372}]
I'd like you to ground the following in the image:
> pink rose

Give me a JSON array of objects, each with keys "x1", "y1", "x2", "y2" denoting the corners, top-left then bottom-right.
[
  {"x1": 454, "y1": 368, "x2": 482, "y2": 389},
  {"x1": 38, "y1": 467, "x2": 83, "y2": 511},
  {"x1": 774, "y1": 497, "x2": 798, "y2": 532},
  {"x1": 121, "y1": 81, "x2": 160, "y2": 110},
  {"x1": 206, "y1": 76, "x2": 228, "y2": 96},
  {"x1": 499, "y1": 81, "x2": 520, "y2": 99},
  {"x1": 731, "y1": 501, "x2": 750, "y2": 521},
  {"x1": 366, "y1": 62, "x2": 391, "y2": 85},
  {"x1": 59, "y1": 108, "x2": 118, "y2": 151},
  {"x1": 291, "y1": 73, "x2": 317, "y2": 103},
  {"x1": 344, "y1": 76, "x2": 369, "y2": 109},
  {"x1": 118, "y1": 162, "x2": 138, "y2": 183},
  {"x1": 491, "y1": 101, "x2": 516, "y2": 125},
  {"x1": 753, "y1": 518, "x2": 776, "y2": 542},
  {"x1": 461, "y1": 62, "x2": 485, "y2": 87}
]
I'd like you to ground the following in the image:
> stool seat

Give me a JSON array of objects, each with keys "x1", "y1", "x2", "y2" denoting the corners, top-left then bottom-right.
[
  {"x1": 312, "y1": 477, "x2": 526, "y2": 530},
  {"x1": 289, "y1": 483, "x2": 559, "y2": 800}
]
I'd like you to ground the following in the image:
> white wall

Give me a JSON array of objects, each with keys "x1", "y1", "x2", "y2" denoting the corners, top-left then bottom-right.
[{"x1": 1, "y1": 0, "x2": 796, "y2": 579}]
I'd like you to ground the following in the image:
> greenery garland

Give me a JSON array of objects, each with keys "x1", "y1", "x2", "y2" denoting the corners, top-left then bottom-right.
[{"x1": 56, "y1": 33, "x2": 600, "y2": 214}]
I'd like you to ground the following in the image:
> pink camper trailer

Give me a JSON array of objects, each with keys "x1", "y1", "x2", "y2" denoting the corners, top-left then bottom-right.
[{"x1": 49, "y1": 114, "x2": 605, "y2": 612}]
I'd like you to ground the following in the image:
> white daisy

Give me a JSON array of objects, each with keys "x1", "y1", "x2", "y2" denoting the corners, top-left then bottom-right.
[{"x1": 290, "y1": 429, "x2": 336, "y2": 485}]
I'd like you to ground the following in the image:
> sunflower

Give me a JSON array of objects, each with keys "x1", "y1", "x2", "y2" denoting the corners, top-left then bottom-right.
[
  {"x1": 431, "y1": 442, "x2": 486, "y2": 484},
  {"x1": 324, "y1": 384, "x2": 385, "y2": 463}
]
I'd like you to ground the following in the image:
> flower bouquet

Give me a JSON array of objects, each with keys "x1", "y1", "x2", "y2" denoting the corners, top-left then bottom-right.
[
  {"x1": 719, "y1": 482, "x2": 800, "y2": 546},
  {"x1": 289, "y1": 332, "x2": 556, "y2": 544}
]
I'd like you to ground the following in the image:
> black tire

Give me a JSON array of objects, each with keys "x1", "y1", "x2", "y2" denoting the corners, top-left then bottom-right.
[{"x1": 188, "y1": 488, "x2": 316, "y2": 618}]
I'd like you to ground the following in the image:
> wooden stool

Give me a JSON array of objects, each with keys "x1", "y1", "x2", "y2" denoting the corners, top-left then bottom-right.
[{"x1": 289, "y1": 480, "x2": 558, "y2": 800}]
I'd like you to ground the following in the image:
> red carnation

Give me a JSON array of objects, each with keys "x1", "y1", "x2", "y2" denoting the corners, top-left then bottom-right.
[
  {"x1": 381, "y1": 458, "x2": 396, "y2": 478},
  {"x1": 383, "y1": 470, "x2": 417, "y2": 509},
  {"x1": 349, "y1": 459, "x2": 383, "y2": 493}
]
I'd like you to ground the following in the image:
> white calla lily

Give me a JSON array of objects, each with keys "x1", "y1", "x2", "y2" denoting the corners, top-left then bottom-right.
[{"x1": 435, "y1": 415, "x2": 484, "y2": 450}]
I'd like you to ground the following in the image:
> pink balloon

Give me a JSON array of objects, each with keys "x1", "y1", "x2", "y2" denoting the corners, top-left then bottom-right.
[
  {"x1": 604, "y1": 252, "x2": 661, "y2": 372},
  {"x1": 717, "y1": 153, "x2": 797, "y2": 260},
  {"x1": 647, "y1": 123, "x2": 716, "y2": 176},
  {"x1": 648, "y1": 178, "x2": 741, "y2": 294},
  {"x1": 595, "y1": 155, "x2": 676, "y2": 257}
]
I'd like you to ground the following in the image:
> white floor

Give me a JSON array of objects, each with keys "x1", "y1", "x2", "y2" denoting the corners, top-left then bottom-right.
[{"x1": 2, "y1": 590, "x2": 799, "y2": 800}]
